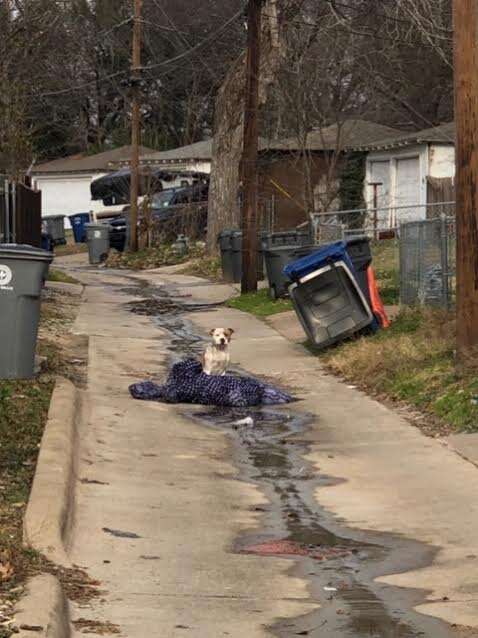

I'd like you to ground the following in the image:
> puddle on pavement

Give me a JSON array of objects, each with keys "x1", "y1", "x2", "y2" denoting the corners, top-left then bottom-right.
[
  {"x1": 119, "y1": 278, "x2": 456, "y2": 638},
  {"x1": 188, "y1": 407, "x2": 452, "y2": 638}
]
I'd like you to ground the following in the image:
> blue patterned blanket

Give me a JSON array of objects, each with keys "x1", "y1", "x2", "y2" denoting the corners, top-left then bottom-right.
[{"x1": 129, "y1": 359, "x2": 293, "y2": 407}]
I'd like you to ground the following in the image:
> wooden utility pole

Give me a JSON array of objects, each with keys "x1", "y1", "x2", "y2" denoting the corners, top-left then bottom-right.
[
  {"x1": 240, "y1": 0, "x2": 262, "y2": 293},
  {"x1": 453, "y1": 0, "x2": 478, "y2": 359},
  {"x1": 129, "y1": 0, "x2": 143, "y2": 252}
]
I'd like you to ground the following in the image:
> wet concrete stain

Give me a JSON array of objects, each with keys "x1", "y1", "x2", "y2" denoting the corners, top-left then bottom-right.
[
  {"x1": 102, "y1": 527, "x2": 141, "y2": 539},
  {"x1": 80, "y1": 478, "x2": 110, "y2": 486},
  {"x1": 117, "y1": 277, "x2": 457, "y2": 637}
]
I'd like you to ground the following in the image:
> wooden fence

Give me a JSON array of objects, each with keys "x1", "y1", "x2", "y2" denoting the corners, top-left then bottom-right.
[{"x1": 0, "y1": 180, "x2": 42, "y2": 247}]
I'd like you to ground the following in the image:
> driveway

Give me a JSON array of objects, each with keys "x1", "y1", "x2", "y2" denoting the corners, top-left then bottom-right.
[{"x1": 57, "y1": 257, "x2": 478, "y2": 637}]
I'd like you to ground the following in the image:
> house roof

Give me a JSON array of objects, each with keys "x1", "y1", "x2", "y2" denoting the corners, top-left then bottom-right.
[
  {"x1": 137, "y1": 139, "x2": 213, "y2": 165},
  {"x1": 260, "y1": 120, "x2": 405, "y2": 153},
  {"x1": 352, "y1": 121, "x2": 455, "y2": 151},
  {"x1": 32, "y1": 145, "x2": 157, "y2": 175}
]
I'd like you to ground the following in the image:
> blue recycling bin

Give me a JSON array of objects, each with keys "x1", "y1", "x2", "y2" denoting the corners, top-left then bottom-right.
[
  {"x1": 69, "y1": 213, "x2": 91, "y2": 243},
  {"x1": 41, "y1": 232, "x2": 53, "y2": 252}
]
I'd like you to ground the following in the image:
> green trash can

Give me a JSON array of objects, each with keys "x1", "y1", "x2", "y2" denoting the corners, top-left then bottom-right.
[
  {"x1": 0, "y1": 244, "x2": 54, "y2": 379},
  {"x1": 85, "y1": 223, "x2": 111, "y2": 265},
  {"x1": 264, "y1": 244, "x2": 318, "y2": 299},
  {"x1": 44, "y1": 215, "x2": 66, "y2": 246},
  {"x1": 218, "y1": 230, "x2": 234, "y2": 283}
]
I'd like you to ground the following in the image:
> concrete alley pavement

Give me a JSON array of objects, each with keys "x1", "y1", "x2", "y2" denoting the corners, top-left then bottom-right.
[{"x1": 58, "y1": 259, "x2": 478, "y2": 637}]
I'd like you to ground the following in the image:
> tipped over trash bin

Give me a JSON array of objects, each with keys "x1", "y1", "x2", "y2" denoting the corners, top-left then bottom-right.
[
  {"x1": 0, "y1": 244, "x2": 53, "y2": 379},
  {"x1": 85, "y1": 223, "x2": 111, "y2": 265},
  {"x1": 284, "y1": 241, "x2": 373, "y2": 349}
]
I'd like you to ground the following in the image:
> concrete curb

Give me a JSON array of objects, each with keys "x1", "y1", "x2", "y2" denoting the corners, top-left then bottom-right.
[
  {"x1": 23, "y1": 377, "x2": 80, "y2": 567},
  {"x1": 15, "y1": 575, "x2": 72, "y2": 638}
]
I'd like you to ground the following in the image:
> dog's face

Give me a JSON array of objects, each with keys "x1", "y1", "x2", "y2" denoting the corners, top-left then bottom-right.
[{"x1": 209, "y1": 328, "x2": 234, "y2": 346}]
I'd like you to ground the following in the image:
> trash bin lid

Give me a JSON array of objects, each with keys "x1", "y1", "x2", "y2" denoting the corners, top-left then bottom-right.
[
  {"x1": 284, "y1": 241, "x2": 355, "y2": 282},
  {"x1": 0, "y1": 243, "x2": 54, "y2": 262},
  {"x1": 85, "y1": 223, "x2": 112, "y2": 232},
  {"x1": 264, "y1": 244, "x2": 309, "y2": 255},
  {"x1": 46, "y1": 214, "x2": 65, "y2": 220}
]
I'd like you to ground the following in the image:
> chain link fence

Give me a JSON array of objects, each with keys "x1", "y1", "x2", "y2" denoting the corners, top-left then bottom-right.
[
  {"x1": 310, "y1": 202, "x2": 457, "y2": 309},
  {"x1": 310, "y1": 201, "x2": 455, "y2": 240},
  {"x1": 399, "y1": 214, "x2": 456, "y2": 308}
]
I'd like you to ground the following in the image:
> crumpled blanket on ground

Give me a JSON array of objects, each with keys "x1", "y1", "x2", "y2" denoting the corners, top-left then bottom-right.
[{"x1": 129, "y1": 358, "x2": 293, "y2": 407}]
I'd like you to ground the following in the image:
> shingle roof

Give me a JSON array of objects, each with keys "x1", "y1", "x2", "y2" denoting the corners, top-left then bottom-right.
[
  {"x1": 260, "y1": 120, "x2": 405, "y2": 152},
  {"x1": 32, "y1": 145, "x2": 157, "y2": 174},
  {"x1": 139, "y1": 139, "x2": 213, "y2": 163},
  {"x1": 352, "y1": 121, "x2": 455, "y2": 151}
]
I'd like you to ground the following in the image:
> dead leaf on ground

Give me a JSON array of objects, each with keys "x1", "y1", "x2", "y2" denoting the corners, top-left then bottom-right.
[{"x1": 0, "y1": 562, "x2": 14, "y2": 581}]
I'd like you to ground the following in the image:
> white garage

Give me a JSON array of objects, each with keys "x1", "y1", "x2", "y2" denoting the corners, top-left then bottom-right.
[
  {"x1": 33, "y1": 174, "x2": 100, "y2": 217},
  {"x1": 359, "y1": 122, "x2": 455, "y2": 228},
  {"x1": 31, "y1": 144, "x2": 156, "y2": 221}
]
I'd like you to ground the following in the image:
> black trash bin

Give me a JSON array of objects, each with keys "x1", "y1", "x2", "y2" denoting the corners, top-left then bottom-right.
[
  {"x1": 231, "y1": 231, "x2": 242, "y2": 283},
  {"x1": 345, "y1": 237, "x2": 372, "y2": 306},
  {"x1": 0, "y1": 245, "x2": 54, "y2": 379},
  {"x1": 264, "y1": 244, "x2": 318, "y2": 299},
  {"x1": 44, "y1": 215, "x2": 66, "y2": 246},
  {"x1": 261, "y1": 230, "x2": 311, "y2": 250},
  {"x1": 284, "y1": 242, "x2": 373, "y2": 349},
  {"x1": 218, "y1": 230, "x2": 234, "y2": 283}
]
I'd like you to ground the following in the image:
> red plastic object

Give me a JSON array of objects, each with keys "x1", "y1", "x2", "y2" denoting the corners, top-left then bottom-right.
[{"x1": 367, "y1": 266, "x2": 390, "y2": 329}]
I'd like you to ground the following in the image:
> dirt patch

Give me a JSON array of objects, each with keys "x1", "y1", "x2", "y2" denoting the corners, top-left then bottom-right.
[
  {"x1": 26, "y1": 560, "x2": 105, "y2": 607},
  {"x1": 318, "y1": 307, "x2": 478, "y2": 437},
  {"x1": 72, "y1": 618, "x2": 120, "y2": 635},
  {"x1": 179, "y1": 253, "x2": 222, "y2": 281}
]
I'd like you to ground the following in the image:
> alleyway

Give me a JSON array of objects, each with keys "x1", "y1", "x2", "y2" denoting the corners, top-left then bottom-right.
[{"x1": 58, "y1": 258, "x2": 478, "y2": 637}]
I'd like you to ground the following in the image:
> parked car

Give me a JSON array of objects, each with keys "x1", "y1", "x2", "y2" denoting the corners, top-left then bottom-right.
[{"x1": 109, "y1": 184, "x2": 209, "y2": 252}]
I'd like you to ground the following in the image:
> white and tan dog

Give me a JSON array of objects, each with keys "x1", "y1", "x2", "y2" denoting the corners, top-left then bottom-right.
[{"x1": 202, "y1": 328, "x2": 234, "y2": 375}]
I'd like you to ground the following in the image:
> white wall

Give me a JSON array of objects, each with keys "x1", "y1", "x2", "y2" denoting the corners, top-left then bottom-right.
[{"x1": 428, "y1": 144, "x2": 455, "y2": 179}]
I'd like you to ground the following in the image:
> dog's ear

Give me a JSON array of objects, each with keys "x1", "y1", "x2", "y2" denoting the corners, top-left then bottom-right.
[
  {"x1": 209, "y1": 329, "x2": 215, "y2": 336},
  {"x1": 225, "y1": 328, "x2": 235, "y2": 339}
]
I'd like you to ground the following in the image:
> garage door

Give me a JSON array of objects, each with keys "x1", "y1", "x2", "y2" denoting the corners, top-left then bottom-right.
[
  {"x1": 395, "y1": 157, "x2": 421, "y2": 223},
  {"x1": 369, "y1": 160, "x2": 390, "y2": 228},
  {"x1": 34, "y1": 176, "x2": 93, "y2": 217}
]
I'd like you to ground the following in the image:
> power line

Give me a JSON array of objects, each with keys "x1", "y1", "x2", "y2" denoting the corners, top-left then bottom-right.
[{"x1": 37, "y1": 6, "x2": 244, "y2": 99}]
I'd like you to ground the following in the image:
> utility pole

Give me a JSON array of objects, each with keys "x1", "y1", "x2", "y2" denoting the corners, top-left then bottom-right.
[
  {"x1": 240, "y1": 0, "x2": 262, "y2": 293},
  {"x1": 129, "y1": 0, "x2": 143, "y2": 252},
  {"x1": 453, "y1": 0, "x2": 478, "y2": 359}
]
